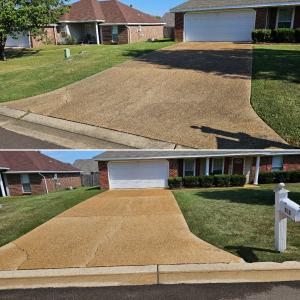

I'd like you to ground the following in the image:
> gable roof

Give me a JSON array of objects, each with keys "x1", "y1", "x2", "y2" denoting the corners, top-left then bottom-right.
[
  {"x1": 0, "y1": 152, "x2": 81, "y2": 173},
  {"x1": 73, "y1": 159, "x2": 99, "y2": 174},
  {"x1": 94, "y1": 150, "x2": 300, "y2": 161},
  {"x1": 60, "y1": 0, "x2": 163, "y2": 24},
  {"x1": 171, "y1": 0, "x2": 300, "y2": 12}
]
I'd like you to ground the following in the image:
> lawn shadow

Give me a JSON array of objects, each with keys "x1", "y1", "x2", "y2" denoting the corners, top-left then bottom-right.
[
  {"x1": 123, "y1": 47, "x2": 252, "y2": 79},
  {"x1": 191, "y1": 126, "x2": 296, "y2": 149},
  {"x1": 195, "y1": 188, "x2": 300, "y2": 206},
  {"x1": 224, "y1": 245, "x2": 278, "y2": 263},
  {"x1": 4, "y1": 48, "x2": 40, "y2": 59}
]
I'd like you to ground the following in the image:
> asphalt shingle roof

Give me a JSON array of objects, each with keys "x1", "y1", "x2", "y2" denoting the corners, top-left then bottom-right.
[
  {"x1": 94, "y1": 150, "x2": 300, "y2": 161},
  {"x1": 0, "y1": 152, "x2": 81, "y2": 173},
  {"x1": 171, "y1": 0, "x2": 300, "y2": 12}
]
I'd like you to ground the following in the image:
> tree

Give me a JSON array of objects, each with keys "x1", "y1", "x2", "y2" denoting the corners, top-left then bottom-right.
[{"x1": 0, "y1": 0, "x2": 68, "y2": 61}]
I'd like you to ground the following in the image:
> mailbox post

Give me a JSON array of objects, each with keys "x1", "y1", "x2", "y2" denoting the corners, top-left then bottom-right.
[{"x1": 274, "y1": 183, "x2": 300, "y2": 252}]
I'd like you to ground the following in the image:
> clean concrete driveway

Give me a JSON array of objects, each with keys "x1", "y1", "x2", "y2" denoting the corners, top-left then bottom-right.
[
  {"x1": 3, "y1": 43, "x2": 287, "y2": 149},
  {"x1": 0, "y1": 190, "x2": 241, "y2": 271}
]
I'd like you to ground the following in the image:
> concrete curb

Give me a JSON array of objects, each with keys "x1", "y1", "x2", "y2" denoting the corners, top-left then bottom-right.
[
  {"x1": 1, "y1": 262, "x2": 300, "y2": 290},
  {"x1": 0, "y1": 106, "x2": 180, "y2": 149}
]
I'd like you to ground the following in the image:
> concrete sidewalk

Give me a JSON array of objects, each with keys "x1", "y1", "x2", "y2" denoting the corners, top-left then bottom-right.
[
  {"x1": 2, "y1": 42, "x2": 288, "y2": 149},
  {"x1": 0, "y1": 190, "x2": 241, "y2": 271}
]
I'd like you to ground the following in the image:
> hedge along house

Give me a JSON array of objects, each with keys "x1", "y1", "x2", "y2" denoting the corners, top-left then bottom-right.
[
  {"x1": 171, "y1": 0, "x2": 300, "y2": 42},
  {"x1": 95, "y1": 150, "x2": 300, "y2": 189},
  {"x1": 0, "y1": 152, "x2": 82, "y2": 197}
]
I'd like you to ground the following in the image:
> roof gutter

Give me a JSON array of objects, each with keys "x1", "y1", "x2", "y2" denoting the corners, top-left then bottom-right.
[
  {"x1": 39, "y1": 173, "x2": 49, "y2": 194},
  {"x1": 170, "y1": 1, "x2": 300, "y2": 13}
]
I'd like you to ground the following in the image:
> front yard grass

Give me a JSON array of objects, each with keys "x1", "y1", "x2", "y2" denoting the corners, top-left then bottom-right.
[
  {"x1": 0, "y1": 187, "x2": 102, "y2": 247},
  {"x1": 174, "y1": 183, "x2": 300, "y2": 263},
  {"x1": 0, "y1": 39, "x2": 175, "y2": 103},
  {"x1": 251, "y1": 44, "x2": 300, "y2": 147}
]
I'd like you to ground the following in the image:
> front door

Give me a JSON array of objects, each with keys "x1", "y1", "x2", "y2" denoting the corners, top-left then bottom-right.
[{"x1": 232, "y1": 158, "x2": 244, "y2": 175}]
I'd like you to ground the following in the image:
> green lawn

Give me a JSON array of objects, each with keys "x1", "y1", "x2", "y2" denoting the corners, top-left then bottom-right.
[
  {"x1": 0, "y1": 39, "x2": 175, "y2": 103},
  {"x1": 174, "y1": 183, "x2": 300, "y2": 263},
  {"x1": 251, "y1": 45, "x2": 300, "y2": 147},
  {"x1": 0, "y1": 187, "x2": 102, "y2": 247}
]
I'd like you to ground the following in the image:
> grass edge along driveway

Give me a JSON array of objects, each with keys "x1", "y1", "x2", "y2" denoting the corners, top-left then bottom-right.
[
  {"x1": 251, "y1": 44, "x2": 300, "y2": 147},
  {"x1": 0, "y1": 40, "x2": 175, "y2": 103},
  {"x1": 174, "y1": 183, "x2": 300, "y2": 263},
  {"x1": 0, "y1": 187, "x2": 102, "y2": 247}
]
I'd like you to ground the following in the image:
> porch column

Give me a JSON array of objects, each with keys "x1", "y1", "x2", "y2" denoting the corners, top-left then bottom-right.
[
  {"x1": 65, "y1": 24, "x2": 70, "y2": 36},
  {"x1": 205, "y1": 158, "x2": 210, "y2": 176},
  {"x1": 0, "y1": 173, "x2": 7, "y2": 197},
  {"x1": 95, "y1": 22, "x2": 100, "y2": 45},
  {"x1": 254, "y1": 156, "x2": 261, "y2": 185}
]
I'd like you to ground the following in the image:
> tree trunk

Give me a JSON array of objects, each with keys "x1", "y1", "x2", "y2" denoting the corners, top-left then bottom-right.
[{"x1": 0, "y1": 34, "x2": 7, "y2": 61}]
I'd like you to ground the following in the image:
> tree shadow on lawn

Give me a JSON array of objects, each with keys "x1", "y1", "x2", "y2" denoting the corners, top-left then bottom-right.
[
  {"x1": 224, "y1": 245, "x2": 278, "y2": 263},
  {"x1": 4, "y1": 48, "x2": 40, "y2": 59},
  {"x1": 195, "y1": 188, "x2": 300, "y2": 206}
]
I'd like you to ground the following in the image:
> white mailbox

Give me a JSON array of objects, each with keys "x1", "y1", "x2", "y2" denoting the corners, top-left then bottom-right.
[
  {"x1": 280, "y1": 198, "x2": 300, "y2": 222},
  {"x1": 274, "y1": 183, "x2": 300, "y2": 252}
]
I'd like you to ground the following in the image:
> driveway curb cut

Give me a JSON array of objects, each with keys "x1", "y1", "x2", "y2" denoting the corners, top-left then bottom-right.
[
  {"x1": 0, "y1": 106, "x2": 179, "y2": 149},
  {"x1": 1, "y1": 262, "x2": 300, "y2": 290}
]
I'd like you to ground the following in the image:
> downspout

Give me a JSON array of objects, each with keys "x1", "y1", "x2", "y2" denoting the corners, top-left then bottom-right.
[
  {"x1": 126, "y1": 25, "x2": 131, "y2": 44},
  {"x1": 39, "y1": 173, "x2": 49, "y2": 194}
]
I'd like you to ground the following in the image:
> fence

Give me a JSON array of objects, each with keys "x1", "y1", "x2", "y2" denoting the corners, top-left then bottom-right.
[{"x1": 81, "y1": 173, "x2": 100, "y2": 187}]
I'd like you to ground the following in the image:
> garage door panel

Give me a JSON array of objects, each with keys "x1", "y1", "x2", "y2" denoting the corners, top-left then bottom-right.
[
  {"x1": 185, "y1": 10, "x2": 255, "y2": 42},
  {"x1": 108, "y1": 161, "x2": 169, "y2": 189}
]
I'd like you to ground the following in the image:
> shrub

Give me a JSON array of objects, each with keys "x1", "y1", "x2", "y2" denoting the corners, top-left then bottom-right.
[
  {"x1": 230, "y1": 175, "x2": 247, "y2": 187},
  {"x1": 272, "y1": 29, "x2": 295, "y2": 43},
  {"x1": 273, "y1": 171, "x2": 290, "y2": 183},
  {"x1": 183, "y1": 176, "x2": 200, "y2": 188},
  {"x1": 65, "y1": 35, "x2": 76, "y2": 45},
  {"x1": 259, "y1": 172, "x2": 275, "y2": 184},
  {"x1": 168, "y1": 177, "x2": 183, "y2": 189},
  {"x1": 289, "y1": 170, "x2": 300, "y2": 183},
  {"x1": 252, "y1": 29, "x2": 272, "y2": 43},
  {"x1": 199, "y1": 175, "x2": 214, "y2": 188},
  {"x1": 214, "y1": 175, "x2": 231, "y2": 187},
  {"x1": 295, "y1": 28, "x2": 300, "y2": 43}
]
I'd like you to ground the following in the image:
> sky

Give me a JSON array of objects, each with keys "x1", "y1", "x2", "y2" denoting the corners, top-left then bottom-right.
[
  {"x1": 70, "y1": 0, "x2": 183, "y2": 17},
  {"x1": 42, "y1": 150, "x2": 104, "y2": 164}
]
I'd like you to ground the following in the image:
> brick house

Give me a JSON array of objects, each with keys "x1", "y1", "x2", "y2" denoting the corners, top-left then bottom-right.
[
  {"x1": 6, "y1": 0, "x2": 164, "y2": 48},
  {"x1": 171, "y1": 0, "x2": 300, "y2": 42},
  {"x1": 0, "y1": 152, "x2": 81, "y2": 197},
  {"x1": 94, "y1": 150, "x2": 300, "y2": 189}
]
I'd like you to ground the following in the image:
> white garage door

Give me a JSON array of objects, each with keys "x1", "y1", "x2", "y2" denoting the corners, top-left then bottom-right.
[
  {"x1": 6, "y1": 32, "x2": 30, "y2": 48},
  {"x1": 185, "y1": 10, "x2": 255, "y2": 42},
  {"x1": 108, "y1": 160, "x2": 169, "y2": 189}
]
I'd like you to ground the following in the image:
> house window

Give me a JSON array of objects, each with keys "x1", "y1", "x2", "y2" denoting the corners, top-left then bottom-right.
[
  {"x1": 277, "y1": 8, "x2": 294, "y2": 28},
  {"x1": 112, "y1": 26, "x2": 118, "y2": 42},
  {"x1": 20, "y1": 174, "x2": 31, "y2": 193},
  {"x1": 183, "y1": 159, "x2": 195, "y2": 177},
  {"x1": 272, "y1": 156, "x2": 283, "y2": 171},
  {"x1": 212, "y1": 158, "x2": 224, "y2": 175}
]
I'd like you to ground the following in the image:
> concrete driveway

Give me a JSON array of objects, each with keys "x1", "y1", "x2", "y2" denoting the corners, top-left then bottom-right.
[
  {"x1": 0, "y1": 190, "x2": 241, "y2": 271},
  {"x1": 3, "y1": 42, "x2": 287, "y2": 149}
]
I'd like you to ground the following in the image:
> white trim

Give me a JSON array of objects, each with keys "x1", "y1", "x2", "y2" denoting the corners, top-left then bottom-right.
[
  {"x1": 60, "y1": 20, "x2": 105, "y2": 23},
  {"x1": 20, "y1": 174, "x2": 31, "y2": 194},
  {"x1": 205, "y1": 158, "x2": 210, "y2": 176},
  {"x1": 254, "y1": 156, "x2": 261, "y2": 185},
  {"x1": 95, "y1": 22, "x2": 100, "y2": 45},
  {"x1": 0, "y1": 173, "x2": 7, "y2": 197},
  {"x1": 276, "y1": 6, "x2": 295, "y2": 29},
  {"x1": 183, "y1": 159, "x2": 196, "y2": 177},
  {"x1": 3, "y1": 174, "x2": 10, "y2": 196},
  {"x1": 212, "y1": 158, "x2": 225, "y2": 174},
  {"x1": 171, "y1": 2, "x2": 300, "y2": 13}
]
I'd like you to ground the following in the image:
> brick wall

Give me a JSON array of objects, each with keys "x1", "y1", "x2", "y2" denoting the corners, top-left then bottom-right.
[
  {"x1": 128, "y1": 25, "x2": 164, "y2": 43},
  {"x1": 118, "y1": 25, "x2": 129, "y2": 44},
  {"x1": 101, "y1": 25, "x2": 128, "y2": 44},
  {"x1": 6, "y1": 173, "x2": 81, "y2": 196},
  {"x1": 99, "y1": 162, "x2": 109, "y2": 189},
  {"x1": 294, "y1": 6, "x2": 300, "y2": 28},
  {"x1": 168, "y1": 159, "x2": 179, "y2": 177},
  {"x1": 175, "y1": 13, "x2": 184, "y2": 42},
  {"x1": 255, "y1": 8, "x2": 268, "y2": 29},
  {"x1": 31, "y1": 27, "x2": 58, "y2": 48}
]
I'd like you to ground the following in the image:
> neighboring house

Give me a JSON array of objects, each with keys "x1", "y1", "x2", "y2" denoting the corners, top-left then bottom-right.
[
  {"x1": 162, "y1": 12, "x2": 175, "y2": 38},
  {"x1": 73, "y1": 159, "x2": 99, "y2": 187},
  {"x1": 171, "y1": 0, "x2": 300, "y2": 42},
  {"x1": 0, "y1": 152, "x2": 81, "y2": 197},
  {"x1": 6, "y1": 0, "x2": 165, "y2": 48},
  {"x1": 94, "y1": 150, "x2": 300, "y2": 189}
]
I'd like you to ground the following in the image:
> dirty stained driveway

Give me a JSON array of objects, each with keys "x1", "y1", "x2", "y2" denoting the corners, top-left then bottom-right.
[
  {"x1": 5, "y1": 42, "x2": 287, "y2": 149},
  {"x1": 0, "y1": 190, "x2": 241, "y2": 271}
]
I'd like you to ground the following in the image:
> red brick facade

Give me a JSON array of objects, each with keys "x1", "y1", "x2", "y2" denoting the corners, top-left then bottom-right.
[
  {"x1": 101, "y1": 25, "x2": 129, "y2": 44},
  {"x1": 169, "y1": 159, "x2": 179, "y2": 177},
  {"x1": 30, "y1": 27, "x2": 59, "y2": 48},
  {"x1": 175, "y1": 13, "x2": 184, "y2": 42},
  {"x1": 5, "y1": 173, "x2": 81, "y2": 196},
  {"x1": 99, "y1": 161, "x2": 109, "y2": 189}
]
